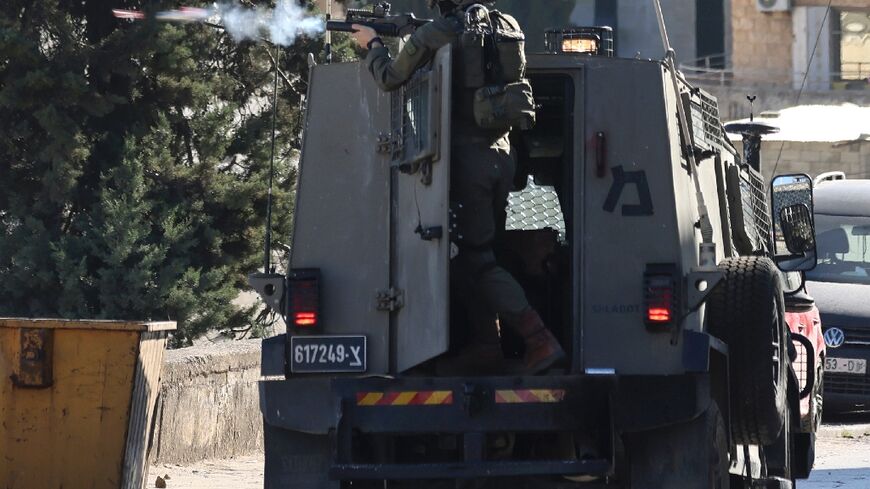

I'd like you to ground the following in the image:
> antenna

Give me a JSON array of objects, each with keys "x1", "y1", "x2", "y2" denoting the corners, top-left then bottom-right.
[
  {"x1": 325, "y1": 0, "x2": 333, "y2": 63},
  {"x1": 264, "y1": 45, "x2": 280, "y2": 274},
  {"x1": 652, "y1": 0, "x2": 712, "y2": 248}
]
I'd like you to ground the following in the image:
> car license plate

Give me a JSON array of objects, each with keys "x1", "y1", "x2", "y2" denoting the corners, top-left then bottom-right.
[
  {"x1": 824, "y1": 357, "x2": 867, "y2": 375},
  {"x1": 290, "y1": 336, "x2": 367, "y2": 374}
]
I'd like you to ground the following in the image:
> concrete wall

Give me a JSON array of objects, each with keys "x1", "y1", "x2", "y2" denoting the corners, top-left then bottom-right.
[
  {"x1": 150, "y1": 340, "x2": 263, "y2": 465},
  {"x1": 736, "y1": 140, "x2": 870, "y2": 182},
  {"x1": 702, "y1": 83, "x2": 870, "y2": 120}
]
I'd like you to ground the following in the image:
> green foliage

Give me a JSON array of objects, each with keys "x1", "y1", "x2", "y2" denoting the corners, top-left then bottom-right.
[{"x1": 0, "y1": 1, "x2": 327, "y2": 345}]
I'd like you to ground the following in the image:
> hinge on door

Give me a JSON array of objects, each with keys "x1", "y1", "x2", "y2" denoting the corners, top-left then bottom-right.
[
  {"x1": 376, "y1": 287, "x2": 405, "y2": 312},
  {"x1": 376, "y1": 132, "x2": 394, "y2": 155}
]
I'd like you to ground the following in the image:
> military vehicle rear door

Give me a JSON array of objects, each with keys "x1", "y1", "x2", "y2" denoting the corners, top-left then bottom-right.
[
  {"x1": 391, "y1": 46, "x2": 452, "y2": 373},
  {"x1": 290, "y1": 61, "x2": 392, "y2": 374}
]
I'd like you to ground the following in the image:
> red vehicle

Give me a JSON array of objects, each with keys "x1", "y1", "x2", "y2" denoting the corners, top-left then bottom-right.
[{"x1": 783, "y1": 271, "x2": 826, "y2": 471}]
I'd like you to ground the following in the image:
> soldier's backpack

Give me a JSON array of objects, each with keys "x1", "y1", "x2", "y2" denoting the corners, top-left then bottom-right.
[{"x1": 456, "y1": 4, "x2": 536, "y2": 131}]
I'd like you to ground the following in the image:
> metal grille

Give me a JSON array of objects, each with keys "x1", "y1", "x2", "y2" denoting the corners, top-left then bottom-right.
[
  {"x1": 741, "y1": 167, "x2": 772, "y2": 253},
  {"x1": 688, "y1": 90, "x2": 724, "y2": 151},
  {"x1": 826, "y1": 373, "x2": 870, "y2": 396},
  {"x1": 792, "y1": 338, "x2": 809, "y2": 394},
  {"x1": 390, "y1": 69, "x2": 436, "y2": 169},
  {"x1": 699, "y1": 91, "x2": 723, "y2": 147},
  {"x1": 505, "y1": 177, "x2": 566, "y2": 239},
  {"x1": 826, "y1": 326, "x2": 870, "y2": 347}
]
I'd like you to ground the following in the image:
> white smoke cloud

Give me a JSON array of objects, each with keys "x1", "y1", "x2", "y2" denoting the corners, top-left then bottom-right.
[{"x1": 218, "y1": 1, "x2": 325, "y2": 46}]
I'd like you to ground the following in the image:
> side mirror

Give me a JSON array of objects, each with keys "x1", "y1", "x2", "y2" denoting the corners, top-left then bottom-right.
[{"x1": 771, "y1": 174, "x2": 817, "y2": 272}]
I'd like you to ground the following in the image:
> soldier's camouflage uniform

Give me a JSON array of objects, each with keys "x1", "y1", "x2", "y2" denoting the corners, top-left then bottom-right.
[{"x1": 365, "y1": 12, "x2": 530, "y2": 331}]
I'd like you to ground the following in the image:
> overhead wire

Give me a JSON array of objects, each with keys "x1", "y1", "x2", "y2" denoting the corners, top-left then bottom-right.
[{"x1": 771, "y1": 0, "x2": 834, "y2": 177}]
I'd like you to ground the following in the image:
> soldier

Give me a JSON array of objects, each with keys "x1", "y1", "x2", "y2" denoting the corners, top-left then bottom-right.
[{"x1": 351, "y1": 0, "x2": 563, "y2": 374}]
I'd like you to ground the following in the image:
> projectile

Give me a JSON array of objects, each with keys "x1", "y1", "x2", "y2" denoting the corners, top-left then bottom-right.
[
  {"x1": 156, "y1": 7, "x2": 213, "y2": 23},
  {"x1": 112, "y1": 6, "x2": 213, "y2": 23},
  {"x1": 112, "y1": 9, "x2": 145, "y2": 20}
]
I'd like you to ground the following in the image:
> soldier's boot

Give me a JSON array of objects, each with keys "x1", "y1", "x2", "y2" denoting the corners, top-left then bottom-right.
[
  {"x1": 506, "y1": 308, "x2": 565, "y2": 375},
  {"x1": 437, "y1": 318, "x2": 505, "y2": 376}
]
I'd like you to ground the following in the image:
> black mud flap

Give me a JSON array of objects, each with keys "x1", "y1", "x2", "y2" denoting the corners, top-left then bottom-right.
[
  {"x1": 791, "y1": 432, "x2": 815, "y2": 480},
  {"x1": 264, "y1": 423, "x2": 337, "y2": 489},
  {"x1": 613, "y1": 374, "x2": 711, "y2": 433},
  {"x1": 330, "y1": 375, "x2": 614, "y2": 481}
]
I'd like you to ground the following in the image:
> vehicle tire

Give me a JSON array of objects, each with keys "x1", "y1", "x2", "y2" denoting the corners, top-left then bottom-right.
[
  {"x1": 707, "y1": 256, "x2": 788, "y2": 445},
  {"x1": 625, "y1": 401, "x2": 729, "y2": 489}
]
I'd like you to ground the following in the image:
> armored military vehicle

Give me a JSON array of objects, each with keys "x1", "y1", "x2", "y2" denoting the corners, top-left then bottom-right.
[{"x1": 250, "y1": 18, "x2": 822, "y2": 489}]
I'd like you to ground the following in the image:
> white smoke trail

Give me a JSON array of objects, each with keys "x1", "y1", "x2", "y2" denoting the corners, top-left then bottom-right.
[{"x1": 218, "y1": 1, "x2": 324, "y2": 46}]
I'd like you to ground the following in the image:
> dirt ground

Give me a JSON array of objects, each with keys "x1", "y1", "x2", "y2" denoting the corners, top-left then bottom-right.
[{"x1": 148, "y1": 421, "x2": 870, "y2": 489}]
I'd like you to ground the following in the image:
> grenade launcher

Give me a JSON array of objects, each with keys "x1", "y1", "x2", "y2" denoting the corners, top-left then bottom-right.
[{"x1": 326, "y1": 2, "x2": 431, "y2": 37}]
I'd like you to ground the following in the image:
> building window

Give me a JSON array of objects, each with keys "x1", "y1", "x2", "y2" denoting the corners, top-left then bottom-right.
[{"x1": 833, "y1": 9, "x2": 870, "y2": 88}]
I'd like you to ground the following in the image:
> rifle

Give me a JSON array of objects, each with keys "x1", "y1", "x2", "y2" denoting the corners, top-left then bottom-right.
[{"x1": 326, "y1": 2, "x2": 431, "y2": 38}]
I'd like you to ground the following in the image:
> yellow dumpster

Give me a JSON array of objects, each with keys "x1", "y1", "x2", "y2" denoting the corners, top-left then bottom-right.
[{"x1": 0, "y1": 318, "x2": 176, "y2": 489}]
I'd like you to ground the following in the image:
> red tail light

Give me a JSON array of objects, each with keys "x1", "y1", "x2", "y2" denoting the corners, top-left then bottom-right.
[
  {"x1": 647, "y1": 307, "x2": 672, "y2": 323},
  {"x1": 294, "y1": 312, "x2": 317, "y2": 327},
  {"x1": 288, "y1": 269, "x2": 321, "y2": 330},
  {"x1": 644, "y1": 265, "x2": 679, "y2": 330}
]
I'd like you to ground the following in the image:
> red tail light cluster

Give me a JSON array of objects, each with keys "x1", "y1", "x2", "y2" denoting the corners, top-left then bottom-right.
[
  {"x1": 288, "y1": 269, "x2": 321, "y2": 330},
  {"x1": 644, "y1": 265, "x2": 679, "y2": 330},
  {"x1": 647, "y1": 306, "x2": 672, "y2": 323},
  {"x1": 294, "y1": 312, "x2": 317, "y2": 327}
]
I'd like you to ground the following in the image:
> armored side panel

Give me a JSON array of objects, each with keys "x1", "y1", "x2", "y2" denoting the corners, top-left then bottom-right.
[
  {"x1": 576, "y1": 58, "x2": 729, "y2": 376},
  {"x1": 393, "y1": 47, "x2": 452, "y2": 373},
  {"x1": 290, "y1": 62, "x2": 391, "y2": 374}
]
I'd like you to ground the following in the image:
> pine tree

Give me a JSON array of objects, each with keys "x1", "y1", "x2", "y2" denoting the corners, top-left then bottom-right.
[{"x1": 0, "y1": 1, "x2": 345, "y2": 344}]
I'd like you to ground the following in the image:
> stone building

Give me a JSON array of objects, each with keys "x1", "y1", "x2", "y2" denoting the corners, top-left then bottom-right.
[{"x1": 728, "y1": 0, "x2": 869, "y2": 90}]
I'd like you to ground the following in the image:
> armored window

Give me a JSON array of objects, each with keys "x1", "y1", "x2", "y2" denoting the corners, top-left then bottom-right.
[{"x1": 389, "y1": 65, "x2": 441, "y2": 175}]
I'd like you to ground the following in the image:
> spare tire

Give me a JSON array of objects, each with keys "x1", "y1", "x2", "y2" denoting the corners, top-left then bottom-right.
[{"x1": 707, "y1": 256, "x2": 788, "y2": 445}]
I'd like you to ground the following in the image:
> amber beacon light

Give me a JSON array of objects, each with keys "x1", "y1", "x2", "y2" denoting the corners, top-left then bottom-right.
[{"x1": 545, "y1": 26, "x2": 614, "y2": 57}]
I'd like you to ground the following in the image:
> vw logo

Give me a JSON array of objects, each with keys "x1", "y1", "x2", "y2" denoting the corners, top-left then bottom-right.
[{"x1": 824, "y1": 327, "x2": 846, "y2": 349}]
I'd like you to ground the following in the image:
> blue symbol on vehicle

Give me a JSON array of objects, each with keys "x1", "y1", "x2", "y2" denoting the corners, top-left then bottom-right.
[{"x1": 823, "y1": 327, "x2": 845, "y2": 349}]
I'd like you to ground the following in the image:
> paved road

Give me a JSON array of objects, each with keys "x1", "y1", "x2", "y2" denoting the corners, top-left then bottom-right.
[
  {"x1": 148, "y1": 421, "x2": 870, "y2": 489},
  {"x1": 804, "y1": 420, "x2": 870, "y2": 489}
]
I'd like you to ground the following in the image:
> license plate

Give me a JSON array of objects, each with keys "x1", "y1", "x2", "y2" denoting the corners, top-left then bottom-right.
[
  {"x1": 290, "y1": 335, "x2": 367, "y2": 374},
  {"x1": 824, "y1": 357, "x2": 867, "y2": 375}
]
